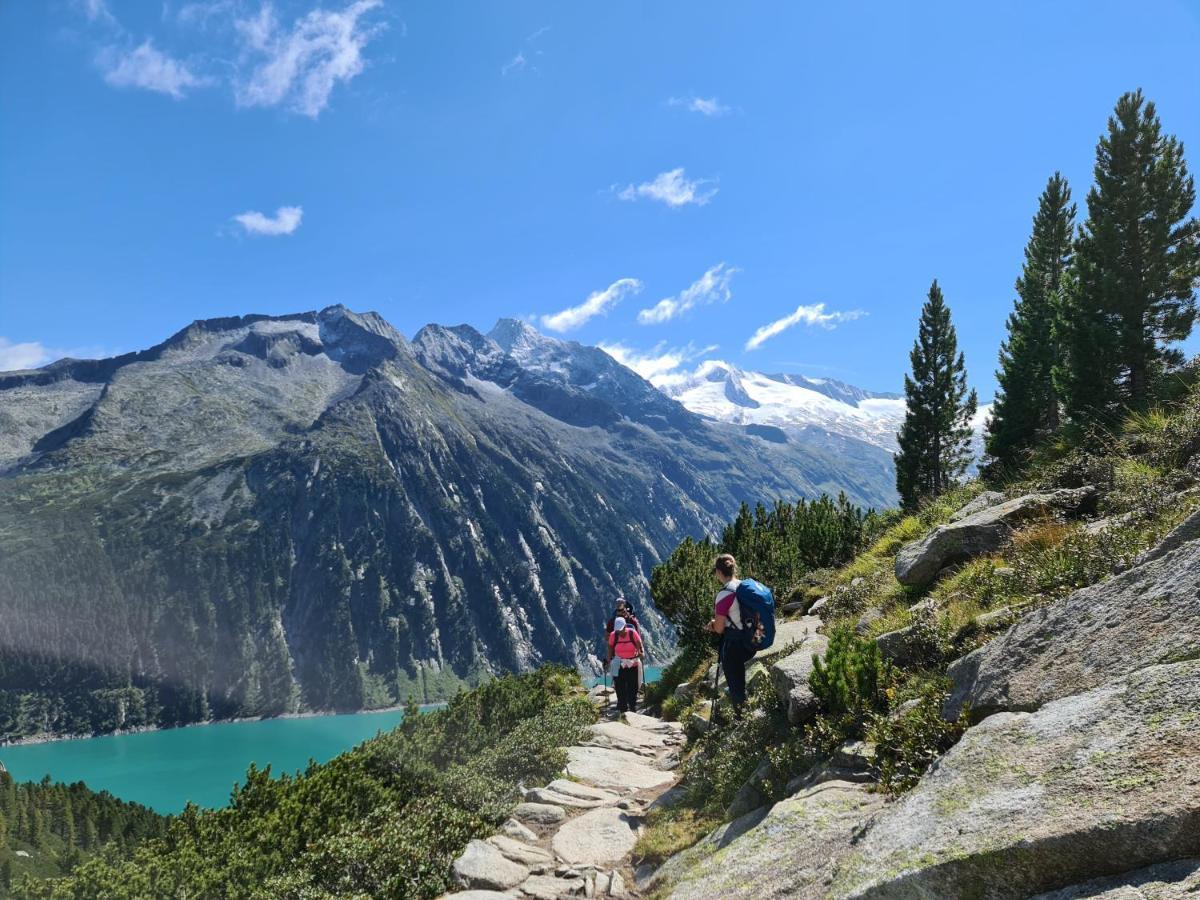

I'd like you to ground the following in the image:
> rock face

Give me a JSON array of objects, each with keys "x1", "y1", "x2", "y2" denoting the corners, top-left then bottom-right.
[
  {"x1": 895, "y1": 487, "x2": 1096, "y2": 586},
  {"x1": 832, "y1": 659, "x2": 1200, "y2": 899},
  {"x1": 950, "y1": 490, "x2": 1006, "y2": 521},
  {"x1": 768, "y1": 634, "x2": 829, "y2": 724},
  {"x1": 1031, "y1": 858, "x2": 1200, "y2": 899},
  {"x1": 662, "y1": 781, "x2": 886, "y2": 899},
  {"x1": 945, "y1": 535, "x2": 1200, "y2": 720}
]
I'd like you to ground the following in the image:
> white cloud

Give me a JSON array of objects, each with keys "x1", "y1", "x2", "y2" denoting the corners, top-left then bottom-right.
[
  {"x1": 637, "y1": 263, "x2": 737, "y2": 325},
  {"x1": 501, "y1": 52, "x2": 526, "y2": 76},
  {"x1": 100, "y1": 40, "x2": 206, "y2": 98},
  {"x1": 0, "y1": 339, "x2": 111, "y2": 372},
  {"x1": 744, "y1": 303, "x2": 866, "y2": 350},
  {"x1": 540, "y1": 278, "x2": 643, "y2": 333},
  {"x1": 233, "y1": 205, "x2": 304, "y2": 236},
  {"x1": 617, "y1": 168, "x2": 717, "y2": 208},
  {"x1": 234, "y1": 0, "x2": 384, "y2": 118},
  {"x1": 0, "y1": 339, "x2": 52, "y2": 372},
  {"x1": 526, "y1": 25, "x2": 551, "y2": 42},
  {"x1": 599, "y1": 341, "x2": 718, "y2": 387},
  {"x1": 668, "y1": 95, "x2": 731, "y2": 117}
]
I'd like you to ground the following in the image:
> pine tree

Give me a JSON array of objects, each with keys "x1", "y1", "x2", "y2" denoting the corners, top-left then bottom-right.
[
  {"x1": 1060, "y1": 89, "x2": 1200, "y2": 417},
  {"x1": 986, "y1": 174, "x2": 1076, "y2": 469},
  {"x1": 895, "y1": 280, "x2": 978, "y2": 510}
]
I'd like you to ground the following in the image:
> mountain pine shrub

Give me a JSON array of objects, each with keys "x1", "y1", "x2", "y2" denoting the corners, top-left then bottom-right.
[{"x1": 809, "y1": 627, "x2": 891, "y2": 737}]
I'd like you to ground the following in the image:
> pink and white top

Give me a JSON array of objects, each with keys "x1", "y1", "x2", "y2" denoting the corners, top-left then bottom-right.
[{"x1": 714, "y1": 579, "x2": 743, "y2": 630}]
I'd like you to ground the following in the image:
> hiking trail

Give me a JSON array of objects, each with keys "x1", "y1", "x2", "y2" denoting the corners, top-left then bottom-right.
[{"x1": 440, "y1": 688, "x2": 687, "y2": 899}]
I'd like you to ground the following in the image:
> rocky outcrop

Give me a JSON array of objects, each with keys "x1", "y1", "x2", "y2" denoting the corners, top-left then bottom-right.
[
  {"x1": 660, "y1": 781, "x2": 886, "y2": 899},
  {"x1": 1031, "y1": 858, "x2": 1200, "y2": 898},
  {"x1": 945, "y1": 534, "x2": 1200, "y2": 720},
  {"x1": 451, "y1": 839, "x2": 528, "y2": 891},
  {"x1": 768, "y1": 634, "x2": 830, "y2": 725},
  {"x1": 950, "y1": 490, "x2": 1006, "y2": 521},
  {"x1": 552, "y1": 807, "x2": 640, "y2": 866},
  {"x1": 832, "y1": 659, "x2": 1200, "y2": 899},
  {"x1": 895, "y1": 487, "x2": 1096, "y2": 586},
  {"x1": 565, "y1": 745, "x2": 675, "y2": 791}
]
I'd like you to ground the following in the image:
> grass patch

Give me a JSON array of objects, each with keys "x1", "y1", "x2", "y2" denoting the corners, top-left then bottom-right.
[{"x1": 633, "y1": 806, "x2": 721, "y2": 868}]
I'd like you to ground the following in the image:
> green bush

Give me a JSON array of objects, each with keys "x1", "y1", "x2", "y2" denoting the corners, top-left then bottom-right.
[
  {"x1": 809, "y1": 627, "x2": 891, "y2": 738},
  {"x1": 868, "y1": 686, "x2": 968, "y2": 795}
]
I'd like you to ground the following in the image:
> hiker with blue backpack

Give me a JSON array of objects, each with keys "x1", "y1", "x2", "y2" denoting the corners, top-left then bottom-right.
[{"x1": 704, "y1": 553, "x2": 775, "y2": 720}]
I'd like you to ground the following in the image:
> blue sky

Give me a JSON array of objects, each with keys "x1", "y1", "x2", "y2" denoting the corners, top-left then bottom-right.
[{"x1": 2, "y1": 0, "x2": 1198, "y2": 396}]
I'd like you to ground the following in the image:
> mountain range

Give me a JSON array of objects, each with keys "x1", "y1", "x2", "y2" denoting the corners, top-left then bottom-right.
[{"x1": 0, "y1": 307, "x2": 897, "y2": 738}]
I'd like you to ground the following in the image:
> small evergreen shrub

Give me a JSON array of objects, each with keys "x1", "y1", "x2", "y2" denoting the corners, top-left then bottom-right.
[
  {"x1": 809, "y1": 627, "x2": 891, "y2": 738},
  {"x1": 868, "y1": 686, "x2": 968, "y2": 795}
]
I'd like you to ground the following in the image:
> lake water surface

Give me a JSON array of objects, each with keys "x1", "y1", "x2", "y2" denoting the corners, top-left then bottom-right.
[
  {"x1": 0, "y1": 668, "x2": 664, "y2": 814},
  {"x1": 0, "y1": 709, "x2": 408, "y2": 814}
]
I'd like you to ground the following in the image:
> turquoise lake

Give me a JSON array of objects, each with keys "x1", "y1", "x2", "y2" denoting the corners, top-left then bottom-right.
[
  {"x1": 0, "y1": 668, "x2": 662, "y2": 815},
  {"x1": 0, "y1": 709, "x2": 408, "y2": 814}
]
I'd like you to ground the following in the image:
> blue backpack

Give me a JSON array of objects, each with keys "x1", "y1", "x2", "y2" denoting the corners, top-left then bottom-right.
[{"x1": 732, "y1": 579, "x2": 776, "y2": 651}]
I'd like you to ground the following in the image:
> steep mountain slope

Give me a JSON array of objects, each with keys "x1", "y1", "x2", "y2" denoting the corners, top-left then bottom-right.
[{"x1": 0, "y1": 307, "x2": 885, "y2": 739}]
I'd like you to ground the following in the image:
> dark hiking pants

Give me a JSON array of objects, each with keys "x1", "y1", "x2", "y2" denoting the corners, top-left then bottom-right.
[
  {"x1": 721, "y1": 639, "x2": 756, "y2": 713},
  {"x1": 615, "y1": 663, "x2": 639, "y2": 712}
]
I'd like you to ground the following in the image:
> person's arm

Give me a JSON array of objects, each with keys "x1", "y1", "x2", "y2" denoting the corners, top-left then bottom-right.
[{"x1": 707, "y1": 590, "x2": 731, "y2": 634}]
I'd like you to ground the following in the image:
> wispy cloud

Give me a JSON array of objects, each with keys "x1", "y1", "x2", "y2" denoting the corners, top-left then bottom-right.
[
  {"x1": 81, "y1": 0, "x2": 115, "y2": 24},
  {"x1": 599, "y1": 341, "x2": 717, "y2": 386},
  {"x1": 668, "y1": 95, "x2": 731, "y2": 117},
  {"x1": 100, "y1": 40, "x2": 207, "y2": 98},
  {"x1": 526, "y1": 25, "x2": 551, "y2": 42},
  {"x1": 0, "y1": 338, "x2": 111, "y2": 372},
  {"x1": 744, "y1": 303, "x2": 866, "y2": 350},
  {"x1": 637, "y1": 263, "x2": 738, "y2": 325},
  {"x1": 233, "y1": 205, "x2": 304, "y2": 236},
  {"x1": 234, "y1": 0, "x2": 385, "y2": 118},
  {"x1": 540, "y1": 278, "x2": 643, "y2": 333},
  {"x1": 616, "y1": 168, "x2": 718, "y2": 208},
  {"x1": 501, "y1": 52, "x2": 527, "y2": 76}
]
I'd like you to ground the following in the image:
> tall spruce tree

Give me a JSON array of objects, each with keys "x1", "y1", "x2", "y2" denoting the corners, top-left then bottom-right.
[
  {"x1": 1058, "y1": 89, "x2": 1200, "y2": 418},
  {"x1": 895, "y1": 280, "x2": 978, "y2": 510},
  {"x1": 986, "y1": 173, "x2": 1076, "y2": 469}
]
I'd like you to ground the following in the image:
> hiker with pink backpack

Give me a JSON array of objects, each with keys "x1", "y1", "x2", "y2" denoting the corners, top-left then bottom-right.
[{"x1": 605, "y1": 603, "x2": 644, "y2": 714}]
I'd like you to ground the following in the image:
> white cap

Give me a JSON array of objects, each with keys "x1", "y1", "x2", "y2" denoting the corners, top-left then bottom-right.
[{"x1": 613, "y1": 616, "x2": 627, "y2": 631}]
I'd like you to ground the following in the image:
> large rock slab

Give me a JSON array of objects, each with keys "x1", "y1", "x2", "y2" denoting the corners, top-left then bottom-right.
[
  {"x1": 767, "y1": 634, "x2": 829, "y2": 724},
  {"x1": 588, "y1": 720, "x2": 670, "y2": 752},
  {"x1": 661, "y1": 781, "x2": 886, "y2": 899},
  {"x1": 565, "y1": 745, "x2": 675, "y2": 791},
  {"x1": 1031, "y1": 858, "x2": 1200, "y2": 898},
  {"x1": 762, "y1": 616, "x2": 823, "y2": 655},
  {"x1": 950, "y1": 490, "x2": 1006, "y2": 521},
  {"x1": 832, "y1": 659, "x2": 1200, "y2": 899},
  {"x1": 551, "y1": 806, "x2": 641, "y2": 866},
  {"x1": 946, "y1": 534, "x2": 1200, "y2": 720},
  {"x1": 451, "y1": 839, "x2": 529, "y2": 891},
  {"x1": 896, "y1": 487, "x2": 1096, "y2": 586}
]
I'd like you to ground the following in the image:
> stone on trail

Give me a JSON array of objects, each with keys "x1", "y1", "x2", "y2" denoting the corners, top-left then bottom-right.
[
  {"x1": 525, "y1": 787, "x2": 610, "y2": 808},
  {"x1": 662, "y1": 781, "x2": 886, "y2": 899},
  {"x1": 1030, "y1": 858, "x2": 1200, "y2": 899},
  {"x1": 767, "y1": 634, "x2": 829, "y2": 725},
  {"x1": 545, "y1": 779, "x2": 620, "y2": 802},
  {"x1": 945, "y1": 533, "x2": 1200, "y2": 721},
  {"x1": 895, "y1": 486, "x2": 1096, "y2": 586},
  {"x1": 452, "y1": 839, "x2": 528, "y2": 891},
  {"x1": 499, "y1": 817, "x2": 538, "y2": 841},
  {"x1": 552, "y1": 806, "x2": 641, "y2": 867},
  {"x1": 513, "y1": 802, "x2": 566, "y2": 825},
  {"x1": 587, "y1": 720, "x2": 669, "y2": 752},
  {"x1": 832, "y1": 659, "x2": 1200, "y2": 899},
  {"x1": 623, "y1": 711, "x2": 684, "y2": 734},
  {"x1": 440, "y1": 891, "x2": 517, "y2": 900},
  {"x1": 565, "y1": 745, "x2": 675, "y2": 791},
  {"x1": 519, "y1": 873, "x2": 584, "y2": 899},
  {"x1": 486, "y1": 834, "x2": 554, "y2": 866}
]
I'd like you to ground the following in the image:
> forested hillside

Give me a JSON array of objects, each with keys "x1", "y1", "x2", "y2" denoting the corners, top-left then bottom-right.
[{"x1": 14, "y1": 668, "x2": 592, "y2": 899}]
